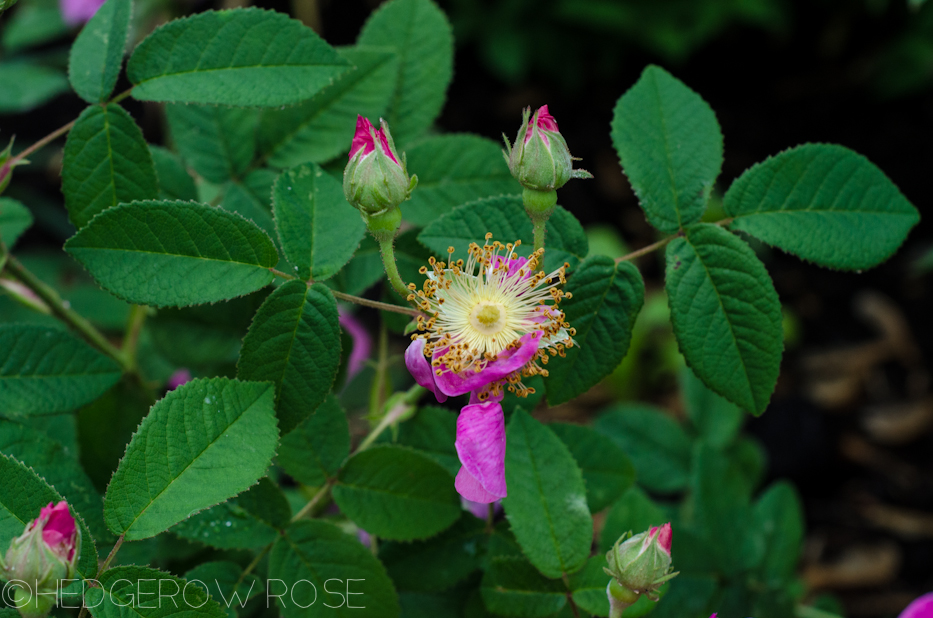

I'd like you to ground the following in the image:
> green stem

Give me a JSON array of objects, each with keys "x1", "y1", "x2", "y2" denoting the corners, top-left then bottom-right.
[
  {"x1": 795, "y1": 606, "x2": 845, "y2": 618},
  {"x1": 0, "y1": 238, "x2": 9, "y2": 275},
  {"x1": 368, "y1": 321, "x2": 389, "y2": 419},
  {"x1": 377, "y1": 236, "x2": 414, "y2": 301},
  {"x1": 533, "y1": 219, "x2": 547, "y2": 254},
  {"x1": 5, "y1": 256, "x2": 129, "y2": 368},
  {"x1": 234, "y1": 542, "x2": 271, "y2": 589},
  {"x1": 291, "y1": 480, "x2": 335, "y2": 522},
  {"x1": 269, "y1": 268, "x2": 422, "y2": 317},
  {"x1": 122, "y1": 305, "x2": 148, "y2": 372},
  {"x1": 614, "y1": 235, "x2": 677, "y2": 263}
]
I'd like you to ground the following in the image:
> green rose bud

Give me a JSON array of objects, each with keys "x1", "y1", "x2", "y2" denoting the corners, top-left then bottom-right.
[
  {"x1": 503, "y1": 105, "x2": 592, "y2": 193},
  {"x1": 604, "y1": 523, "x2": 678, "y2": 617}
]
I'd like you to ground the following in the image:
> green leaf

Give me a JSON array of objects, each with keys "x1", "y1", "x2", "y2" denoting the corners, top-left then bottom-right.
[
  {"x1": 544, "y1": 256, "x2": 644, "y2": 406},
  {"x1": 272, "y1": 162, "x2": 366, "y2": 281},
  {"x1": 665, "y1": 224, "x2": 783, "y2": 414},
  {"x1": 357, "y1": 0, "x2": 453, "y2": 143},
  {"x1": 65, "y1": 200, "x2": 278, "y2": 307},
  {"x1": 220, "y1": 170, "x2": 278, "y2": 241},
  {"x1": 393, "y1": 405, "x2": 459, "y2": 477},
  {"x1": 332, "y1": 444, "x2": 460, "y2": 541},
  {"x1": 480, "y1": 557, "x2": 567, "y2": 618},
  {"x1": 0, "y1": 61, "x2": 68, "y2": 113},
  {"x1": 67, "y1": 0, "x2": 131, "y2": 103},
  {"x1": 0, "y1": 324, "x2": 122, "y2": 417},
  {"x1": 85, "y1": 566, "x2": 226, "y2": 618},
  {"x1": 502, "y1": 409, "x2": 591, "y2": 579},
  {"x1": 724, "y1": 143, "x2": 920, "y2": 270},
  {"x1": 127, "y1": 8, "x2": 350, "y2": 107},
  {"x1": 278, "y1": 394, "x2": 350, "y2": 486},
  {"x1": 0, "y1": 453, "x2": 98, "y2": 580},
  {"x1": 150, "y1": 145, "x2": 198, "y2": 201},
  {"x1": 599, "y1": 487, "x2": 668, "y2": 553},
  {"x1": 172, "y1": 477, "x2": 290, "y2": 549},
  {"x1": 185, "y1": 561, "x2": 262, "y2": 618},
  {"x1": 104, "y1": 377, "x2": 278, "y2": 540},
  {"x1": 594, "y1": 404, "x2": 692, "y2": 493},
  {"x1": 689, "y1": 444, "x2": 759, "y2": 576},
  {"x1": 568, "y1": 556, "x2": 611, "y2": 617},
  {"x1": 418, "y1": 196, "x2": 588, "y2": 273},
  {"x1": 61, "y1": 104, "x2": 159, "y2": 229},
  {"x1": 380, "y1": 513, "x2": 486, "y2": 592},
  {"x1": 611, "y1": 65, "x2": 723, "y2": 233},
  {"x1": 550, "y1": 423, "x2": 635, "y2": 513},
  {"x1": 401, "y1": 134, "x2": 520, "y2": 225},
  {"x1": 147, "y1": 292, "x2": 265, "y2": 368},
  {"x1": 753, "y1": 481, "x2": 803, "y2": 584},
  {"x1": 0, "y1": 419, "x2": 108, "y2": 541},
  {"x1": 166, "y1": 104, "x2": 258, "y2": 183},
  {"x1": 1, "y1": 0, "x2": 67, "y2": 52},
  {"x1": 682, "y1": 367, "x2": 742, "y2": 448},
  {"x1": 647, "y1": 575, "x2": 718, "y2": 618},
  {"x1": 268, "y1": 519, "x2": 400, "y2": 618},
  {"x1": 237, "y1": 281, "x2": 342, "y2": 434},
  {"x1": 0, "y1": 197, "x2": 34, "y2": 248},
  {"x1": 258, "y1": 46, "x2": 398, "y2": 168}
]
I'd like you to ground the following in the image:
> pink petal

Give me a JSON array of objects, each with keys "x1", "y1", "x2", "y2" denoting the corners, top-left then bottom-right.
[
  {"x1": 435, "y1": 331, "x2": 542, "y2": 397},
  {"x1": 338, "y1": 310, "x2": 372, "y2": 381},
  {"x1": 40, "y1": 501, "x2": 76, "y2": 559},
  {"x1": 374, "y1": 128, "x2": 399, "y2": 165},
  {"x1": 656, "y1": 522, "x2": 672, "y2": 554},
  {"x1": 349, "y1": 116, "x2": 375, "y2": 160},
  {"x1": 900, "y1": 593, "x2": 933, "y2": 618},
  {"x1": 535, "y1": 105, "x2": 559, "y2": 132},
  {"x1": 405, "y1": 338, "x2": 447, "y2": 403},
  {"x1": 60, "y1": 0, "x2": 106, "y2": 25},
  {"x1": 469, "y1": 389, "x2": 504, "y2": 406},
  {"x1": 454, "y1": 401, "x2": 507, "y2": 503},
  {"x1": 167, "y1": 368, "x2": 192, "y2": 390}
]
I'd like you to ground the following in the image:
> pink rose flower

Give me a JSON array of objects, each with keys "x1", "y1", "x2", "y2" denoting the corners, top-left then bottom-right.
[
  {"x1": 900, "y1": 593, "x2": 933, "y2": 618},
  {"x1": 404, "y1": 237, "x2": 575, "y2": 503},
  {"x1": 60, "y1": 0, "x2": 106, "y2": 25},
  {"x1": 38, "y1": 501, "x2": 77, "y2": 561}
]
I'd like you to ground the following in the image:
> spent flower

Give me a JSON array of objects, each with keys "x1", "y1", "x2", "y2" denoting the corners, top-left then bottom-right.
[
  {"x1": 343, "y1": 116, "x2": 417, "y2": 239},
  {"x1": 404, "y1": 236, "x2": 575, "y2": 502}
]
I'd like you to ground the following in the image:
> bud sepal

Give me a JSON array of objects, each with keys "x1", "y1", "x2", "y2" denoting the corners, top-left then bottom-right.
[{"x1": 0, "y1": 135, "x2": 28, "y2": 196}]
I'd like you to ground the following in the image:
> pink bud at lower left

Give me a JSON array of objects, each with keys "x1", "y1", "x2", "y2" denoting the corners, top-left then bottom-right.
[{"x1": 2, "y1": 501, "x2": 80, "y2": 600}]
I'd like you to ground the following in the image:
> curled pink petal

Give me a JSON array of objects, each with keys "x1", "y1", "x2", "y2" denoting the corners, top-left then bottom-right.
[
  {"x1": 524, "y1": 105, "x2": 559, "y2": 145},
  {"x1": 349, "y1": 116, "x2": 375, "y2": 160},
  {"x1": 900, "y1": 593, "x2": 933, "y2": 618},
  {"x1": 338, "y1": 310, "x2": 372, "y2": 381},
  {"x1": 39, "y1": 501, "x2": 77, "y2": 560},
  {"x1": 656, "y1": 523, "x2": 672, "y2": 554},
  {"x1": 454, "y1": 401, "x2": 507, "y2": 503},
  {"x1": 405, "y1": 338, "x2": 447, "y2": 403},
  {"x1": 375, "y1": 128, "x2": 398, "y2": 164},
  {"x1": 435, "y1": 331, "x2": 542, "y2": 397}
]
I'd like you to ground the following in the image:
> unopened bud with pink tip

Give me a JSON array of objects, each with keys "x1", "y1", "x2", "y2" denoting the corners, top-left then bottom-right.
[
  {"x1": 503, "y1": 105, "x2": 592, "y2": 195},
  {"x1": 343, "y1": 116, "x2": 417, "y2": 241},
  {"x1": 604, "y1": 523, "x2": 678, "y2": 618},
  {"x1": 1, "y1": 501, "x2": 81, "y2": 618}
]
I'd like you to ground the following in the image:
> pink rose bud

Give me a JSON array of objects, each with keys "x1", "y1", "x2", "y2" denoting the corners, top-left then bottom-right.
[
  {"x1": 502, "y1": 105, "x2": 592, "y2": 192},
  {"x1": 343, "y1": 116, "x2": 417, "y2": 236},
  {"x1": 604, "y1": 522, "x2": 677, "y2": 615},
  {"x1": 1, "y1": 501, "x2": 80, "y2": 618}
]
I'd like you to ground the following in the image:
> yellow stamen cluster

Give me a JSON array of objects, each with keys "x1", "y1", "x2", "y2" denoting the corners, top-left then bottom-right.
[{"x1": 407, "y1": 234, "x2": 576, "y2": 398}]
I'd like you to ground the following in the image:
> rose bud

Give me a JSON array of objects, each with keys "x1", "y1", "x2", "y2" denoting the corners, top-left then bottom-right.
[
  {"x1": 1, "y1": 501, "x2": 80, "y2": 618},
  {"x1": 604, "y1": 523, "x2": 678, "y2": 617},
  {"x1": 503, "y1": 105, "x2": 592, "y2": 194},
  {"x1": 343, "y1": 116, "x2": 417, "y2": 240}
]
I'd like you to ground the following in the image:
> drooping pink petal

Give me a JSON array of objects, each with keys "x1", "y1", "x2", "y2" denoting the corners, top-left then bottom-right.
[
  {"x1": 454, "y1": 401, "x2": 507, "y2": 503},
  {"x1": 405, "y1": 338, "x2": 447, "y2": 403},
  {"x1": 349, "y1": 116, "x2": 375, "y2": 160},
  {"x1": 60, "y1": 0, "x2": 106, "y2": 25},
  {"x1": 435, "y1": 331, "x2": 542, "y2": 397},
  {"x1": 899, "y1": 593, "x2": 933, "y2": 618},
  {"x1": 338, "y1": 310, "x2": 372, "y2": 381}
]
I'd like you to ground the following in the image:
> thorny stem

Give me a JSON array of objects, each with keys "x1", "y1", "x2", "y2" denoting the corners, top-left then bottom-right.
[
  {"x1": 377, "y1": 236, "x2": 415, "y2": 302},
  {"x1": 4, "y1": 256, "x2": 129, "y2": 368},
  {"x1": 269, "y1": 268, "x2": 422, "y2": 317}
]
